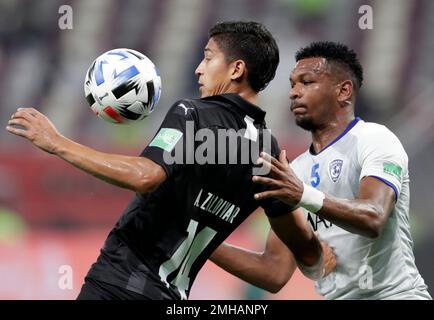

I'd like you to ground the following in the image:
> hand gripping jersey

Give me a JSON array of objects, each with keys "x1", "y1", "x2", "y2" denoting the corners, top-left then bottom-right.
[
  {"x1": 86, "y1": 93, "x2": 291, "y2": 299},
  {"x1": 291, "y1": 118, "x2": 431, "y2": 300}
]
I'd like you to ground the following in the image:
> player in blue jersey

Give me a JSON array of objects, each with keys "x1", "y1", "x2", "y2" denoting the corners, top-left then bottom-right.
[{"x1": 211, "y1": 41, "x2": 431, "y2": 300}]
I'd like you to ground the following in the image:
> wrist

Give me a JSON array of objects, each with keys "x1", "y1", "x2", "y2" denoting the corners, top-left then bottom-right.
[
  {"x1": 296, "y1": 251, "x2": 326, "y2": 281},
  {"x1": 52, "y1": 134, "x2": 69, "y2": 156},
  {"x1": 298, "y1": 183, "x2": 325, "y2": 213}
]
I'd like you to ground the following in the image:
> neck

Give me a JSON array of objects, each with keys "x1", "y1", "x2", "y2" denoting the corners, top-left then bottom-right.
[
  {"x1": 223, "y1": 82, "x2": 258, "y2": 105},
  {"x1": 238, "y1": 90, "x2": 258, "y2": 105},
  {"x1": 311, "y1": 114, "x2": 355, "y2": 153}
]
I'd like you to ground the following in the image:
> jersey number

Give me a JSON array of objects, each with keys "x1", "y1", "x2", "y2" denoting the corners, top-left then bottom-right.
[
  {"x1": 158, "y1": 219, "x2": 217, "y2": 299},
  {"x1": 310, "y1": 163, "x2": 320, "y2": 187}
]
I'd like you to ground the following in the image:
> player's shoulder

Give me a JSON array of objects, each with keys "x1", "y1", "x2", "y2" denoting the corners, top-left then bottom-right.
[
  {"x1": 354, "y1": 120, "x2": 391, "y2": 134},
  {"x1": 169, "y1": 98, "x2": 199, "y2": 110},
  {"x1": 355, "y1": 120, "x2": 408, "y2": 159},
  {"x1": 165, "y1": 98, "x2": 204, "y2": 120},
  {"x1": 354, "y1": 120, "x2": 402, "y2": 144},
  {"x1": 173, "y1": 97, "x2": 235, "y2": 114}
]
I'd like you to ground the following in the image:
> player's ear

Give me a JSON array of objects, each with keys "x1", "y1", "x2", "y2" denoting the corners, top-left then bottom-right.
[
  {"x1": 336, "y1": 80, "x2": 353, "y2": 105},
  {"x1": 230, "y1": 60, "x2": 247, "y2": 81}
]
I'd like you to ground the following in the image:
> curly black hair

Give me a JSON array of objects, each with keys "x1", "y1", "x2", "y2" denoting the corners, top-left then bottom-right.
[
  {"x1": 295, "y1": 41, "x2": 363, "y2": 92},
  {"x1": 209, "y1": 21, "x2": 279, "y2": 92}
]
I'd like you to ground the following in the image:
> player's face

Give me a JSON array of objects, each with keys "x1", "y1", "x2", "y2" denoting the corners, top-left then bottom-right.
[
  {"x1": 289, "y1": 57, "x2": 338, "y2": 131},
  {"x1": 195, "y1": 38, "x2": 233, "y2": 98}
]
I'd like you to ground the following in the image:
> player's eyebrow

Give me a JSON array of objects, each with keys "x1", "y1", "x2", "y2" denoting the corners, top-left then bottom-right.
[{"x1": 290, "y1": 72, "x2": 313, "y2": 82}]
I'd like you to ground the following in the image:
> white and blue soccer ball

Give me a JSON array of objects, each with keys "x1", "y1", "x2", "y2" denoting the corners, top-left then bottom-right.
[{"x1": 84, "y1": 48, "x2": 161, "y2": 124}]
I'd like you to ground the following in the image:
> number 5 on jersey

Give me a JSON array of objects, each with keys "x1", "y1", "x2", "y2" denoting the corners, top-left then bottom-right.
[{"x1": 310, "y1": 163, "x2": 320, "y2": 187}]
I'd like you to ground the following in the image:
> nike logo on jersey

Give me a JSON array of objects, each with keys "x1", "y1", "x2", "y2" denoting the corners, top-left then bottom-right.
[
  {"x1": 178, "y1": 103, "x2": 194, "y2": 115},
  {"x1": 194, "y1": 189, "x2": 240, "y2": 223}
]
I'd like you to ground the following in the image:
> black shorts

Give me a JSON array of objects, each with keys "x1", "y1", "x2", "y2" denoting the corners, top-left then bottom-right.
[{"x1": 77, "y1": 277, "x2": 150, "y2": 300}]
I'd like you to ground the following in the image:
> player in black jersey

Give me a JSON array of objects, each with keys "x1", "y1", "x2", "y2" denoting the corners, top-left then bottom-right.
[{"x1": 6, "y1": 21, "x2": 335, "y2": 300}]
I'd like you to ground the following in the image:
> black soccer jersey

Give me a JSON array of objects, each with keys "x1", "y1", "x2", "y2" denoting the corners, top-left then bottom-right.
[{"x1": 86, "y1": 93, "x2": 292, "y2": 299}]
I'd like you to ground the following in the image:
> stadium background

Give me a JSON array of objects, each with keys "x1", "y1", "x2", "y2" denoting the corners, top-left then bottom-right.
[{"x1": 0, "y1": 0, "x2": 433, "y2": 299}]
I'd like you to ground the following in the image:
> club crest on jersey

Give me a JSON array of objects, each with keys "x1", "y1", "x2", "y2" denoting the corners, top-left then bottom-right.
[{"x1": 329, "y1": 159, "x2": 343, "y2": 183}]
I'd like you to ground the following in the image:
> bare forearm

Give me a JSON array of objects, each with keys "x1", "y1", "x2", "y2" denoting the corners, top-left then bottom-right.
[
  {"x1": 317, "y1": 196, "x2": 385, "y2": 238},
  {"x1": 211, "y1": 243, "x2": 263, "y2": 279},
  {"x1": 6, "y1": 108, "x2": 163, "y2": 193},
  {"x1": 210, "y1": 243, "x2": 293, "y2": 293},
  {"x1": 54, "y1": 135, "x2": 160, "y2": 193},
  {"x1": 269, "y1": 212, "x2": 321, "y2": 267}
]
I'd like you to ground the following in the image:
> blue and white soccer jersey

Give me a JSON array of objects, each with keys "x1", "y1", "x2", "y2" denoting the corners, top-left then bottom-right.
[{"x1": 291, "y1": 118, "x2": 432, "y2": 300}]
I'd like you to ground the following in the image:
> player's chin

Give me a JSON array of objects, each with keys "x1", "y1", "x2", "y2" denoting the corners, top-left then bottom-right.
[{"x1": 294, "y1": 115, "x2": 315, "y2": 131}]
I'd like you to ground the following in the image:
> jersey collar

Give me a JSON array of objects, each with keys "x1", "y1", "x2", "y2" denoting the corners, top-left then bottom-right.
[
  {"x1": 202, "y1": 93, "x2": 266, "y2": 122},
  {"x1": 309, "y1": 117, "x2": 361, "y2": 155}
]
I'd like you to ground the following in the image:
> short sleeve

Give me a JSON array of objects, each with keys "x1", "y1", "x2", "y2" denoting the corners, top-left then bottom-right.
[
  {"x1": 358, "y1": 125, "x2": 408, "y2": 199},
  {"x1": 260, "y1": 134, "x2": 295, "y2": 217},
  {"x1": 141, "y1": 100, "x2": 196, "y2": 178}
]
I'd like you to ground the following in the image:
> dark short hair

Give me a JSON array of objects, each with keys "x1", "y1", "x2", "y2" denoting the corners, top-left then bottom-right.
[
  {"x1": 295, "y1": 41, "x2": 363, "y2": 92},
  {"x1": 209, "y1": 21, "x2": 279, "y2": 92}
]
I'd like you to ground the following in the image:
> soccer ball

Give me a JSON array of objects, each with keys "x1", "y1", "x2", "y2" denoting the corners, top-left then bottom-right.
[{"x1": 84, "y1": 48, "x2": 162, "y2": 124}]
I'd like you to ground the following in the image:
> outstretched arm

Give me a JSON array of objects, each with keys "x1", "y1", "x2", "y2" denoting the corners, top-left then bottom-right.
[
  {"x1": 6, "y1": 108, "x2": 166, "y2": 193},
  {"x1": 267, "y1": 209, "x2": 335, "y2": 281},
  {"x1": 211, "y1": 208, "x2": 336, "y2": 289},
  {"x1": 210, "y1": 229, "x2": 296, "y2": 293},
  {"x1": 253, "y1": 151, "x2": 395, "y2": 238}
]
